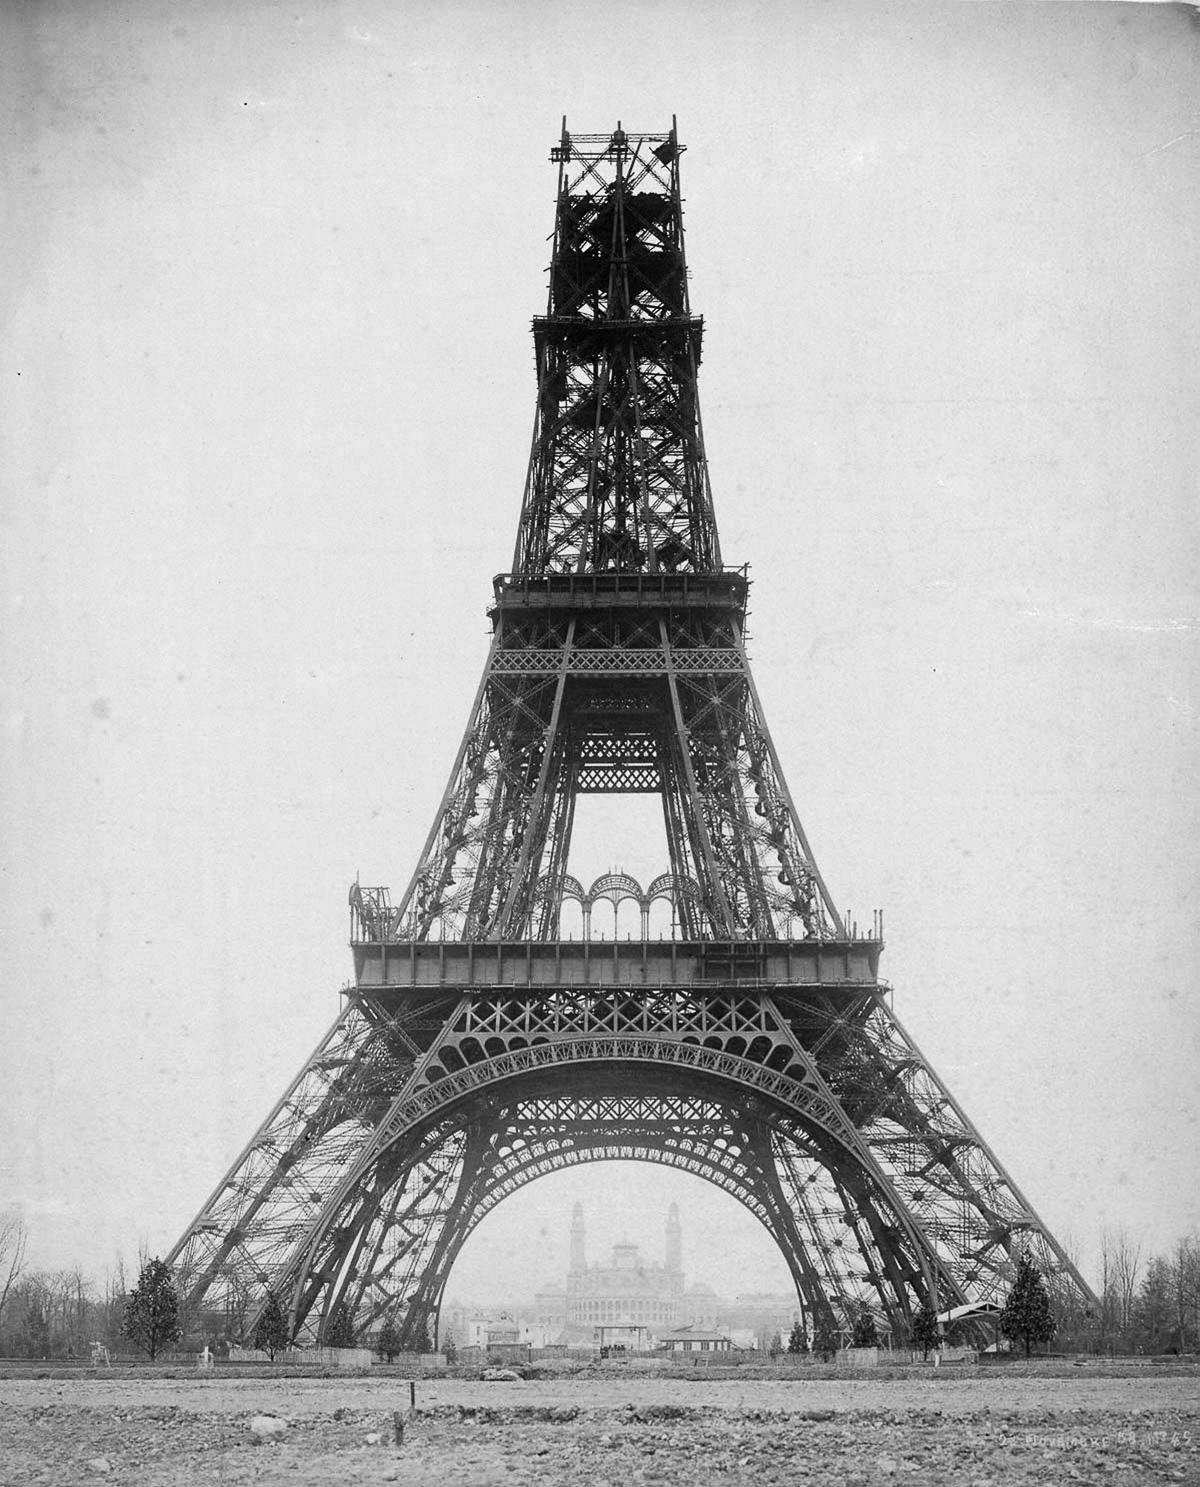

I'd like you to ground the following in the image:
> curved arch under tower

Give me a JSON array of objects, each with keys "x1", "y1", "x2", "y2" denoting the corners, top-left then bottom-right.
[{"x1": 282, "y1": 1058, "x2": 938, "y2": 1345}]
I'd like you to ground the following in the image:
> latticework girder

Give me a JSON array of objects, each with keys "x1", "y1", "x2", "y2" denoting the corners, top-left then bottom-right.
[
  {"x1": 515, "y1": 124, "x2": 717, "y2": 579},
  {"x1": 169, "y1": 978, "x2": 1094, "y2": 1347},
  {"x1": 391, "y1": 597, "x2": 838, "y2": 942},
  {"x1": 166, "y1": 120, "x2": 1097, "y2": 1354}
]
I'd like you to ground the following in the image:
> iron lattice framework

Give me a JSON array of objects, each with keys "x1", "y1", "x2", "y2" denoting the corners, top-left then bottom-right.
[{"x1": 167, "y1": 122, "x2": 1096, "y2": 1350}]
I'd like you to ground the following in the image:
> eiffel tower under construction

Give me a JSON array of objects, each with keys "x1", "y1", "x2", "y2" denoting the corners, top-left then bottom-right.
[{"x1": 167, "y1": 120, "x2": 1096, "y2": 1349}]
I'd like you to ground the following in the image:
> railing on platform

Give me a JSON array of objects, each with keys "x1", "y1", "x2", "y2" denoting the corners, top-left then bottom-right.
[{"x1": 348, "y1": 934, "x2": 884, "y2": 992}]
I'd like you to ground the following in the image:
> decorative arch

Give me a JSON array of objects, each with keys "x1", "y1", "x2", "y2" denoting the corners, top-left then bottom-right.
[
  {"x1": 282, "y1": 1034, "x2": 945, "y2": 1346},
  {"x1": 294, "y1": 1080, "x2": 896, "y2": 1345},
  {"x1": 646, "y1": 872, "x2": 703, "y2": 909},
  {"x1": 417, "y1": 1096, "x2": 849, "y2": 1338},
  {"x1": 432, "y1": 1148, "x2": 811, "y2": 1339},
  {"x1": 174, "y1": 987, "x2": 1076, "y2": 1359},
  {"x1": 529, "y1": 872, "x2": 706, "y2": 940},
  {"x1": 557, "y1": 874, "x2": 589, "y2": 905},
  {"x1": 587, "y1": 872, "x2": 645, "y2": 909}
]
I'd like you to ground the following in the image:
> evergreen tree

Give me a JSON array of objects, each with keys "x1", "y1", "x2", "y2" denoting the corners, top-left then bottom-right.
[
  {"x1": 17, "y1": 1296, "x2": 51, "y2": 1359},
  {"x1": 851, "y1": 1308, "x2": 879, "y2": 1348},
  {"x1": 377, "y1": 1315, "x2": 401, "y2": 1363},
  {"x1": 910, "y1": 1302, "x2": 940, "y2": 1361},
  {"x1": 812, "y1": 1312, "x2": 840, "y2": 1362},
  {"x1": 768, "y1": 1329, "x2": 783, "y2": 1359},
  {"x1": 121, "y1": 1258, "x2": 180, "y2": 1362},
  {"x1": 443, "y1": 1333, "x2": 458, "y2": 1364},
  {"x1": 414, "y1": 1319, "x2": 433, "y2": 1354},
  {"x1": 325, "y1": 1301, "x2": 357, "y2": 1349},
  {"x1": 252, "y1": 1291, "x2": 291, "y2": 1363},
  {"x1": 1000, "y1": 1252, "x2": 1056, "y2": 1359},
  {"x1": 1134, "y1": 1255, "x2": 1174, "y2": 1353},
  {"x1": 786, "y1": 1321, "x2": 807, "y2": 1354}
]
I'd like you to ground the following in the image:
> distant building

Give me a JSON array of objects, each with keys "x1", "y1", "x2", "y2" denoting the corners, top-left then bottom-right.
[
  {"x1": 565, "y1": 1201, "x2": 685, "y2": 1337},
  {"x1": 440, "y1": 1298, "x2": 470, "y2": 1348},
  {"x1": 518, "y1": 1319, "x2": 555, "y2": 1349},
  {"x1": 465, "y1": 1310, "x2": 519, "y2": 1349},
  {"x1": 531, "y1": 1286, "x2": 568, "y2": 1341},
  {"x1": 724, "y1": 1291, "x2": 802, "y2": 1350},
  {"x1": 681, "y1": 1280, "x2": 721, "y2": 1329},
  {"x1": 443, "y1": 1204, "x2": 798, "y2": 1354},
  {"x1": 659, "y1": 1325, "x2": 735, "y2": 1354}
]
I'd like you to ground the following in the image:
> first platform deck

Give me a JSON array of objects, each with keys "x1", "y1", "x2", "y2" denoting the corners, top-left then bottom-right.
[{"x1": 351, "y1": 936, "x2": 883, "y2": 991}]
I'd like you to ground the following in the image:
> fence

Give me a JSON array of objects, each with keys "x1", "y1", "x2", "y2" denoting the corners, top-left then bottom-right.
[{"x1": 228, "y1": 1345, "x2": 375, "y2": 1369}]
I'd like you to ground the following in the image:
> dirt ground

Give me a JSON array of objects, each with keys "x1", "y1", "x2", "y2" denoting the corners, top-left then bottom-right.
[{"x1": 1, "y1": 1369, "x2": 1197, "y2": 1486}]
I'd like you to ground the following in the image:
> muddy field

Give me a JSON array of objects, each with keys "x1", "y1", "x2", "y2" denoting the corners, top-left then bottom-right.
[{"x1": 1, "y1": 1369, "x2": 1197, "y2": 1486}]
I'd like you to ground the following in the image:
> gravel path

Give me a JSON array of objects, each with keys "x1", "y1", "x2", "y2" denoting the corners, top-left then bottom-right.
[{"x1": 1, "y1": 1373, "x2": 1196, "y2": 1485}]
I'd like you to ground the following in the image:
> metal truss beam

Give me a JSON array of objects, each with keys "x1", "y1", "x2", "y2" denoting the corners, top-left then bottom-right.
[{"x1": 168, "y1": 979, "x2": 1096, "y2": 1347}]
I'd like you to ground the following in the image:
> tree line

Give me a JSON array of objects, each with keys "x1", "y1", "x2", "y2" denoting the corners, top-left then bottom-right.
[
  {"x1": 0, "y1": 1215, "x2": 437, "y2": 1361},
  {"x1": 0, "y1": 1216, "x2": 131, "y2": 1359},
  {"x1": 1, "y1": 1211, "x2": 1196, "y2": 1360},
  {"x1": 1092, "y1": 1227, "x2": 1200, "y2": 1355}
]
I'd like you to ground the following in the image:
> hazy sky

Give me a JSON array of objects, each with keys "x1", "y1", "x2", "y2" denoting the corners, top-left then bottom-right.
[{"x1": 2, "y1": 0, "x2": 1197, "y2": 1306}]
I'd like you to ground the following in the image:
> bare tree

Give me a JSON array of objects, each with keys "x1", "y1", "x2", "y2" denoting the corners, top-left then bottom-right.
[
  {"x1": 172, "y1": 1252, "x2": 198, "y2": 1344},
  {"x1": 0, "y1": 1213, "x2": 29, "y2": 1337},
  {"x1": 47, "y1": 1267, "x2": 93, "y2": 1357},
  {"x1": 1046, "y1": 1230, "x2": 1093, "y2": 1350},
  {"x1": 1100, "y1": 1226, "x2": 1142, "y2": 1351},
  {"x1": 101, "y1": 1256, "x2": 129, "y2": 1349},
  {"x1": 11, "y1": 1272, "x2": 53, "y2": 1357},
  {"x1": 1172, "y1": 1233, "x2": 1200, "y2": 1354},
  {"x1": 223, "y1": 1272, "x2": 249, "y2": 1343},
  {"x1": 1114, "y1": 1229, "x2": 1142, "y2": 1343}
]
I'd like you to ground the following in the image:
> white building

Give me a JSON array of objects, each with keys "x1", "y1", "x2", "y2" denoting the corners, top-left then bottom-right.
[{"x1": 464, "y1": 1310, "x2": 519, "y2": 1349}]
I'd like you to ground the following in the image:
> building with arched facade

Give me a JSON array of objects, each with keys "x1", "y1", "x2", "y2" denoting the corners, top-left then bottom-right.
[
  {"x1": 561, "y1": 1202, "x2": 685, "y2": 1336},
  {"x1": 450, "y1": 1202, "x2": 792, "y2": 1352}
]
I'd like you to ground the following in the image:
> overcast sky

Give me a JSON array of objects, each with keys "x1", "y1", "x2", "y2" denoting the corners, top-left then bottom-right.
[{"x1": 2, "y1": 0, "x2": 1197, "y2": 1306}]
